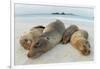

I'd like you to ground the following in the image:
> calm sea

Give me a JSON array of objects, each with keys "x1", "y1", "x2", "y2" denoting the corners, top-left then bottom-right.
[{"x1": 15, "y1": 4, "x2": 94, "y2": 23}]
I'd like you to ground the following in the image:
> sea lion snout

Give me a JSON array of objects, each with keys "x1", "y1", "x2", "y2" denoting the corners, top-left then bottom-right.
[
  {"x1": 62, "y1": 33, "x2": 70, "y2": 44},
  {"x1": 80, "y1": 41, "x2": 91, "y2": 55},
  {"x1": 77, "y1": 39, "x2": 91, "y2": 56},
  {"x1": 81, "y1": 49, "x2": 90, "y2": 56},
  {"x1": 27, "y1": 52, "x2": 34, "y2": 58},
  {"x1": 27, "y1": 51, "x2": 44, "y2": 58},
  {"x1": 27, "y1": 38, "x2": 49, "y2": 58},
  {"x1": 27, "y1": 47, "x2": 45, "y2": 58}
]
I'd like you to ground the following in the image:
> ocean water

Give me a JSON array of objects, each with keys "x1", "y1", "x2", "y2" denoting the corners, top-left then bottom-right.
[
  {"x1": 15, "y1": 4, "x2": 94, "y2": 23},
  {"x1": 15, "y1": 14, "x2": 94, "y2": 23}
]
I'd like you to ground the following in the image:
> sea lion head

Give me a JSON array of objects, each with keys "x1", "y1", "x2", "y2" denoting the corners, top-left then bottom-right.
[
  {"x1": 62, "y1": 32, "x2": 71, "y2": 44},
  {"x1": 27, "y1": 36, "x2": 49, "y2": 58},
  {"x1": 62, "y1": 25, "x2": 78, "y2": 44},
  {"x1": 77, "y1": 39, "x2": 91, "y2": 56},
  {"x1": 19, "y1": 33, "x2": 32, "y2": 50}
]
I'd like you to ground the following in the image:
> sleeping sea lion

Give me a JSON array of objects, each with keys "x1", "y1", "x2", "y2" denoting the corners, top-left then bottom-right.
[
  {"x1": 62, "y1": 25, "x2": 79, "y2": 44},
  {"x1": 27, "y1": 20, "x2": 65, "y2": 58},
  {"x1": 19, "y1": 25, "x2": 45, "y2": 50},
  {"x1": 70, "y1": 30, "x2": 90, "y2": 56}
]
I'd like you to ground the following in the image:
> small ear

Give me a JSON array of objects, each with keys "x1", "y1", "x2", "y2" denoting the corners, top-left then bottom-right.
[{"x1": 24, "y1": 39, "x2": 28, "y2": 42}]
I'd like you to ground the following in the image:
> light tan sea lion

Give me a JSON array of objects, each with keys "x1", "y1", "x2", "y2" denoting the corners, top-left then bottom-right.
[
  {"x1": 62, "y1": 25, "x2": 79, "y2": 44},
  {"x1": 27, "y1": 20, "x2": 65, "y2": 58},
  {"x1": 70, "y1": 30, "x2": 90, "y2": 56},
  {"x1": 19, "y1": 25, "x2": 45, "y2": 50}
]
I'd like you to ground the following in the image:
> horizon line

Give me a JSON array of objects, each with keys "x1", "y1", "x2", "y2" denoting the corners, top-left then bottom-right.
[{"x1": 15, "y1": 3, "x2": 94, "y2": 9}]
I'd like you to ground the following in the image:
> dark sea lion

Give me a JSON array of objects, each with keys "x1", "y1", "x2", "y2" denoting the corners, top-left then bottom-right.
[
  {"x1": 27, "y1": 20, "x2": 66, "y2": 58},
  {"x1": 62, "y1": 25, "x2": 79, "y2": 44}
]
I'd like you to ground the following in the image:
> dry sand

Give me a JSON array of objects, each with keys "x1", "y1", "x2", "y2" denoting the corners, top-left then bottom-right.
[{"x1": 15, "y1": 18, "x2": 94, "y2": 65}]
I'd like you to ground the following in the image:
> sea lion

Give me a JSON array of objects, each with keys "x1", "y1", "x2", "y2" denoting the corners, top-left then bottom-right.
[
  {"x1": 62, "y1": 25, "x2": 79, "y2": 44},
  {"x1": 27, "y1": 20, "x2": 65, "y2": 58},
  {"x1": 70, "y1": 30, "x2": 91, "y2": 56},
  {"x1": 19, "y1": 25, "x2": 45, "y2": 50}
]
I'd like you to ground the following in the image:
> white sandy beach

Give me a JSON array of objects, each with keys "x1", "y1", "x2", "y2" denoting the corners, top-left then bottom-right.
[{"x1": 15, "y1": 17, "x2": 94, "y2": 65}]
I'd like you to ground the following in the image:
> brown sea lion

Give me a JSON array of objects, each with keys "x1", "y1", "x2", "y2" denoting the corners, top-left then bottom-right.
[
  {"x1": 62, "y1": 25, "x2": 79, "y2": 44},
  {"x1": 27, "y1": 20, "x2": 66, "y2": 58},
  {"x1": 19, "y1": 25, "x2": 45, "y2": 50},
  {"x1": 70, "y1": 30, "x2": 90, "y2": 56}
]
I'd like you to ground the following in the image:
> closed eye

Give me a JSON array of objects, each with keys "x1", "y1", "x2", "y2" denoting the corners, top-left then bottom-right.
[
  {"x1": 24, "y1": 39, "x2": 28, "y2": 42},
  {"x1": 34, "y1": 42, "x2": 40, "y2": 48},
  {"x1": 36, "y1": 42, "x2": 39, "y2": 45},
  {"x1": 47, "y1": 37, "x2": 49, "y2": 40}
]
